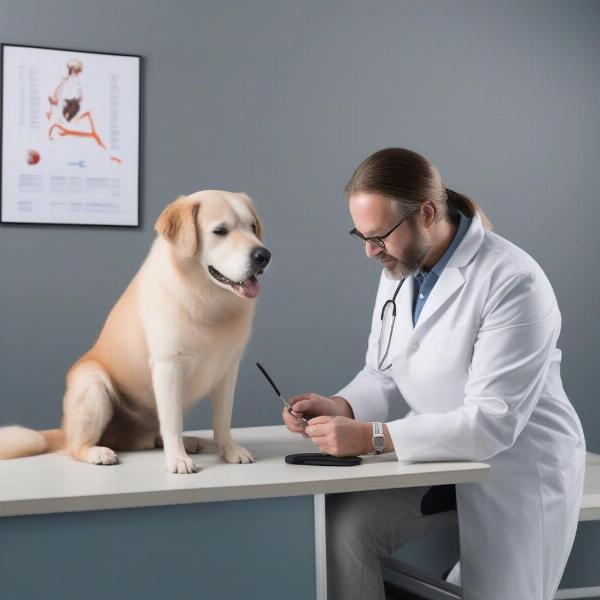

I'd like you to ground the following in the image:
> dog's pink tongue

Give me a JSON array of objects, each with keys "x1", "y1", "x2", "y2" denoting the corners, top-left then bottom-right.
[{"x1": 241, "y1": 276, "x2": 261, "y2": 299}]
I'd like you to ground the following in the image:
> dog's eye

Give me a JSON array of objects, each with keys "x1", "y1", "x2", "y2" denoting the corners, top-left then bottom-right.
[
  {"x1": 251, "y1": 222, "x2": 257, "y2": 234},
  {"x1": 213, "y1": 227, "x2": 228, "y2": 236}
]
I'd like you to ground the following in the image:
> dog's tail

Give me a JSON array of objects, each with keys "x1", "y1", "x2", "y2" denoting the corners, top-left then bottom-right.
[{"x1": 0, "y1": 426, "x2": 65, "y2": 460}]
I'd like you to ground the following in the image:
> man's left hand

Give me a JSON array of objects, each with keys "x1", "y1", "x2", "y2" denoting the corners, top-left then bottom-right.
[{"x1": 304, "y1": 416, "x2": 372, "y2": 456}]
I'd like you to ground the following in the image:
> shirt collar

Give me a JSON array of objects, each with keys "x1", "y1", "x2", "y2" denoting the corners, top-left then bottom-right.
[{"x1": 415, "y1": 209, "x2": 471, "y2": 280}]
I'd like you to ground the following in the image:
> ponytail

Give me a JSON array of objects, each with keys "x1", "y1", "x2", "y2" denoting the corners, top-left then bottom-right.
[{"x1": 445, "y1": 188, "x2": 493, "y2": 231}]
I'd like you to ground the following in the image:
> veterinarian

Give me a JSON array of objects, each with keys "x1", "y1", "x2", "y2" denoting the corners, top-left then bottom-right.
[{"x1": 282, "y1": 148, "x2": 586, "y2": 600}]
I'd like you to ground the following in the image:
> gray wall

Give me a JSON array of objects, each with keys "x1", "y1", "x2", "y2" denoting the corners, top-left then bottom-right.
[{"x1": 1, "y1": 0, "x2": 598, "y2": 592}]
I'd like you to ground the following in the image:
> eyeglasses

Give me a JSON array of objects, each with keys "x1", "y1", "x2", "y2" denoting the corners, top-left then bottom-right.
[
  {"x1": 349, "y1": 207, "x2": 421, "y2": 249},
  {"x1": 377, "y1": 277, "x2": 406, "y2": 370}
]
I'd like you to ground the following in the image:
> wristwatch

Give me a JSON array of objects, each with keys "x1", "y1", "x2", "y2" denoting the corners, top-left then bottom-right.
[{"x1": 371, "y1": 422, "x2": 386, "y2": 454}]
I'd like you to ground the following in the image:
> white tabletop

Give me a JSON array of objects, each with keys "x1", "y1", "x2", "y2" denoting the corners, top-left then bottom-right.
[{"x1": 0, "y1": 425, "x2": 489, "y2": 517}]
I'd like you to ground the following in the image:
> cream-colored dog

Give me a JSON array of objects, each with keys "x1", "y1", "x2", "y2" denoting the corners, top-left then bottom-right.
[{"x1": 0, "y1": 190, "x2": 270, "y2": 473}]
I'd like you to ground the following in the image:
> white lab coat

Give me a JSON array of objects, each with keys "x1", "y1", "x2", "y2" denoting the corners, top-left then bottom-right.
[{"x1": 335, "y1": 211, "x2": 586, "y2": 600}]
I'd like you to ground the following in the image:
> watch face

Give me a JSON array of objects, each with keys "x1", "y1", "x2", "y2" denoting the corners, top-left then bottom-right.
[{"x1": 373, "y1": 436, "x2": 385, "y2": 452}]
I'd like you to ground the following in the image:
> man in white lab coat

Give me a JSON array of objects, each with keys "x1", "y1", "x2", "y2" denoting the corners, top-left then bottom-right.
[{"x1": 283, "y1": 148, "x2": 586, "y2": 599}]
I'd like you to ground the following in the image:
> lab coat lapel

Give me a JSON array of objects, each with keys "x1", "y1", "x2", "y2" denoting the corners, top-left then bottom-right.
[
  {"x1": 397, "y1": 274, "x2": 414, "y2": 337},
  {"x1": 413, "y1": 267, "x2": 465, "y2": 331},
  {"x1": 386, "y1": 212, "x2": 485, "y2": 359},
  {"x1": 413, "y1": 211, "x2": 486, "y2": 331}
]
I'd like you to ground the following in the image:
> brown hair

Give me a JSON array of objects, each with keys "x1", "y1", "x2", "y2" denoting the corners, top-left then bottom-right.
[{"x1": 344, "y1": 148, "x2": 493, "y2": 230}]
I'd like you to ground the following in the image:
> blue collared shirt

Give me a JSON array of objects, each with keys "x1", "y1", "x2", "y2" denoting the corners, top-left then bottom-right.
[{"x1": 412, "y1": 210, "x2": 471, "y2": 325}]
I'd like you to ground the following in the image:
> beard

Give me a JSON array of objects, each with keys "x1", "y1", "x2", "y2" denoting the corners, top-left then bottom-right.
[{"x1": 381, "y1": 223, "x2": 430, "y2": 280}]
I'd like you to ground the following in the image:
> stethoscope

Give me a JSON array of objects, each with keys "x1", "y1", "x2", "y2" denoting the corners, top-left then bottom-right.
[{"x1": 377, "y1": 277, "x2": 407, "y2": 370}]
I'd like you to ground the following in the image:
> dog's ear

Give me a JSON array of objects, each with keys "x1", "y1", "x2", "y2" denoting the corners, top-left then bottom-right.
[
  {"x1": 155, "y1": 196, "x2": 201, "y2": 257},
  {"x1": 236, "y1": 192, "x2": 264, "y2": 241}
]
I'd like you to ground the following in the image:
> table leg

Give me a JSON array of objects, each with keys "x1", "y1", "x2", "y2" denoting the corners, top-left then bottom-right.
[{"x1": 314, "y1": 493, "x2": 327, "y2": 600}]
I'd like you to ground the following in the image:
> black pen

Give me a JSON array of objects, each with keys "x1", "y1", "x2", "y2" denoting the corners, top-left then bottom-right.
[{"x1": 256, "y1": 362, "x2": 309, "y2": 428}]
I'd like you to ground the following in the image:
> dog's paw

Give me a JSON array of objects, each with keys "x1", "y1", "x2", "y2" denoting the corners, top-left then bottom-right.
[
  {"x1": 84, "y1": 446, "x2": 119, "y2": 465},
  {"x1": 165, "y1": 453, "x2": 201, "y2": 474},
  {"x1": 221, "y1": 444, "x2": 254, "y2": 464},
  {"x1": 182, "y1": 436, "x2": 204, "y2": 454}
]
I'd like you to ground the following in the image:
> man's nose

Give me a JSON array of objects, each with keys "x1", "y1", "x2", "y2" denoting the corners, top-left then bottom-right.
[{"x1": 365, "y1": 242, "x2": 381, "y2": 258}]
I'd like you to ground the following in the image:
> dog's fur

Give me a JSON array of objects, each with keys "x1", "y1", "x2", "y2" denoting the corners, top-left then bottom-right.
[{"x1": 0, "y1": 190, "x2": 270, "y2": 473}]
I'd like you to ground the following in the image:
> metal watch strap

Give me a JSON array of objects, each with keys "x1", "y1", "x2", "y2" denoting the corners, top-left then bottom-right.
[{"x1": 371, "y1": 422, "x2": 385, "y2": 454}]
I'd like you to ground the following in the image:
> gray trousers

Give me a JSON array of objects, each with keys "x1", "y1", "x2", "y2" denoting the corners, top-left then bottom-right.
[{"x1": 326, "y1": 485, "x2": 458, "y2": 600}]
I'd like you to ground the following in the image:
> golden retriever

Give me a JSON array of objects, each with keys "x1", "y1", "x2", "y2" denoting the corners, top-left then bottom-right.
[{"x1": 0, "y1": 190, "x2": 270, "y2": 474}]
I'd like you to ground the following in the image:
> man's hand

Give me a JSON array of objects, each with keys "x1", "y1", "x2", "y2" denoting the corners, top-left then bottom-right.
[
  {"x1": 282, "y1": 393, "x2": 354, "y2": 437},
  {"x1": 282, "y1": 405, "x2": 310, "y2": 437},
  {"x1": 288, "y1": 393, "x2": 354, "y2": 419},
  {"x1": 304, "y1": 416, "x2": 372, "y2": 457}
]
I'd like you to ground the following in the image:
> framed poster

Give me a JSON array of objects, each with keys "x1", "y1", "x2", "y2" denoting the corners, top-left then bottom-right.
[{"x1": 0, "y1": 43, "x2": 141, "y2": 227}]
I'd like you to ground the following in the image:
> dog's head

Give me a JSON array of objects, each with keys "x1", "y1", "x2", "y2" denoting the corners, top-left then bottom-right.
[{"x1": 154, "y1": 190, "x2": 270, "y2": 299}]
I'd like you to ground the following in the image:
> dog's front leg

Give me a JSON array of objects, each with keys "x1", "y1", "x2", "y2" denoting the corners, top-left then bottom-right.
[
  {"x1": 151, "y1": 358, "x2": 200, "y2": 474},
  {"x1": 211, "y1": 363, "x2": 254, "y2": 464}
]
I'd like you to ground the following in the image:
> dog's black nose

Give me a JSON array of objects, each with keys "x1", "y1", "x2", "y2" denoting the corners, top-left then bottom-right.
[{"x1": 251, "y1": 247, "x2": 271, "y2": 268}]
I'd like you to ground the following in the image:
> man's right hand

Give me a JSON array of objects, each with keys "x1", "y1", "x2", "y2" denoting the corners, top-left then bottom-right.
[
  {"x1": 282, "y1": 393, "x2": 354, "y2": 435},
  {"x1": 282, "y1": 406, "x2": 310, "y2": 436}
]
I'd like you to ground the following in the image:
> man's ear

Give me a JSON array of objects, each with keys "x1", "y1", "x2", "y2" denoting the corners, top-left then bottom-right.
[
  {"x1": 154, "y1": 196, "x2": 201, "y2": 257},
  {"x1": 236, "y1": 192, "x2": 264, "y2": 241}
]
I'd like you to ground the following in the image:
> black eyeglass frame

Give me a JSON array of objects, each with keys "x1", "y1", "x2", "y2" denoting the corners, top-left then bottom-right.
[{"x1": 349, "y1": 207, "x2": 421, "y2": 248}]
